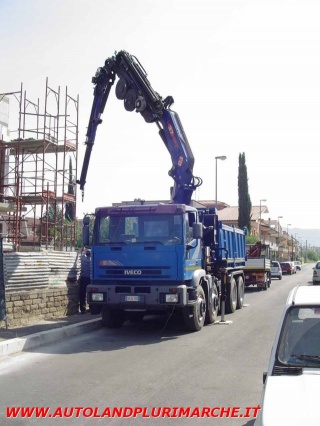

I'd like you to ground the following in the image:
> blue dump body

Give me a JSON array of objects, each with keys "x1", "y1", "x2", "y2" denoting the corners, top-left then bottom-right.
[{"x1": 215, "y1": 221, "x2": 247, "y2": 267}]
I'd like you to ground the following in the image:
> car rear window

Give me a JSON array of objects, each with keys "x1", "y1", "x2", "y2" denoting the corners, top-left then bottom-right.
[{"x1": 272, "y1": 262, "x2": 279, "y2": 267}]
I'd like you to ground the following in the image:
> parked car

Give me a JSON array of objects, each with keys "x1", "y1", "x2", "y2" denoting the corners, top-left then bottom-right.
[
  {"x1": 294, "y1": 261, "x2": 302, "y2": 271},
  {"x1": 255, "y1": 285, "x2": 320, "y2": 425},
  {"x1": 271, "y1": 261, "x2": 282, "y2": 280},
  {"x1": 289, "y1": 261, "x2": 297, "y2": 274},
  {"x1": 280, "y1": 261, "x2": 295, "y2": 275},
  {"x1": 313, "y1": 261, "x2": 320, "y2": 284}
]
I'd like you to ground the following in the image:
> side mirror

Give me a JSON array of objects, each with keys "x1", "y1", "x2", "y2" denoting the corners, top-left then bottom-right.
[
  {"x1": 192, "y1": 223, "x2": 203, "y2": 239},
  {"x1": 83, "y1": 215, "x2": 90, "y2": 247}
]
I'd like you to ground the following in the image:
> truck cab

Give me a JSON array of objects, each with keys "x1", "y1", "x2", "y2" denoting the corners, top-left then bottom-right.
[{"x1": 85, "y1": 203, "x2": 206, "y2": 328}]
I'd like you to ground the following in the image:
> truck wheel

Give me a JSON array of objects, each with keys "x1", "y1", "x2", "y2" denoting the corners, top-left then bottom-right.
[
  {"x1": 236, "y1": 276, "x2": 244, "y2": 309},
  {"x1": 101, "y1": 307, "x2": 125, "y2": 328},
  {"x1": 263, "y1": 274, "x2": 268, "y2": 291},
  {"x1": 205, "y1": 284, "x2": 219, "y2": 324},
  {"x1": 183, "y1": 286, "x2": 206, "y2": 332},
  {"x1": 225, "y1": 278, "x2": 237, "y2": 314}
]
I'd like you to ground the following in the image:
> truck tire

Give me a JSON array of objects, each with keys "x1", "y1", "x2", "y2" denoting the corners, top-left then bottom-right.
[
  {"x1": 101, "y1": 307, "x2": 125, "y2": 328},
  {"x1": 225, "y1": 278, "x2": 237, "y2": 314},
  {"x1": 183, "y1": 286, "x2": 206, "y2": 332},
  {"x1": 236, "y1": 276, "x2": 244, "y2": 309},
  {"x1": 205, "y1": 284, "x2": 219, "y2": 324},
  {"x1": 263, "y1": 274, "x2": 268, "y2": 291}
]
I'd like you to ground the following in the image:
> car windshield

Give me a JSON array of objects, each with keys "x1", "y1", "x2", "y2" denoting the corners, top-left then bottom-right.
[{"x1": 277, "y1": 306, "x2": 320, "y2": 367}]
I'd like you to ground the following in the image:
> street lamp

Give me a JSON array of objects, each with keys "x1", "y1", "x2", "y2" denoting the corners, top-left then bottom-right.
[
  {"x1": 215, "y1": 156, "x2": 227, "y2": 210},
  {"x1": 277, "y1": 216, "x2": 283, "y2": 260},
  {"x1": 259, "y1": 199, "x2": 267, "y2": 241}
]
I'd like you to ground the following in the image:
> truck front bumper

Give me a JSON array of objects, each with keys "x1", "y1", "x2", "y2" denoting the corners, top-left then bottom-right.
[{"x1": 87, "y1": 283, "x2": 192, "y2": 310}]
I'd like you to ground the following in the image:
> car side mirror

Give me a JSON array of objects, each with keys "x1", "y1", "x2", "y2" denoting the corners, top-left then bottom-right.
[{"x1": 263, "y1": 372, "x2": 267, "y2": 384}]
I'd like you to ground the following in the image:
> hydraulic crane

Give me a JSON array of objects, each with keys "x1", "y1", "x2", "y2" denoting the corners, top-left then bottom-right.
[{"x1": 77, "y1": 50, "x2": 202, "y2": 205}]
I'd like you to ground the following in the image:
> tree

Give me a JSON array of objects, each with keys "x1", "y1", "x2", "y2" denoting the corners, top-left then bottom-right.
[
  {"x1": 246, "y1": 234, "x2": 259, "y2": 245},
  {"x1": 65, "y1": 157, "x2": 75, "y2": 222},
  {"x1": 306, "y1": 250, "x2": 319, "y2": 262},
  {"x1": 238, "y1": 153, "x2": 252, "y2": 233}
]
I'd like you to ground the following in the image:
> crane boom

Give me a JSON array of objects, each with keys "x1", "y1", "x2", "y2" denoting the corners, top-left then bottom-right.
[{"x1": 77, "y1": 50, "x2": 202, "y2": 205}]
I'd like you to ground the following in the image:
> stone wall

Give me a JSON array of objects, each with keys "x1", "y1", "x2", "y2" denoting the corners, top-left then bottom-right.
[{"x1": 3, "y1": 281, "x2": 80, "y2": 328}]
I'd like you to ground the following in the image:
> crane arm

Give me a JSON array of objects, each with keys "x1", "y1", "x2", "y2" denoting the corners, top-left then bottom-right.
[
  {"x1": 77, "y1": 50, "x2": 202, "y2": 204},
  {"x1": 77, "y1": 64, "x2": 115, "y2": 193}
]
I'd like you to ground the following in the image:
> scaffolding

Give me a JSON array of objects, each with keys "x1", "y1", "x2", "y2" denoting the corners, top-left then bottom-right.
[{"x1": 0, "y1": 79, "x2": 79, "y2": 251}]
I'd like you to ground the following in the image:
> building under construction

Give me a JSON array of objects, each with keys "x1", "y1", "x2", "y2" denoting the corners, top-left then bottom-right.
[{"x1": 0, "y1": 79, "x2": 79, "y2": 251}]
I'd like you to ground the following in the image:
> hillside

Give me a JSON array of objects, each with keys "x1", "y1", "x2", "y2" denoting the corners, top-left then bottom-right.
[{"x1": 290, "y1": 228, "x2": 320, "y2": 248}]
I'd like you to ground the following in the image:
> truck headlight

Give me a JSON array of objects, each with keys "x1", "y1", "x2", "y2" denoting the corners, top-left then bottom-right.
[
  {"x1": 91, "y1": 293, "x2": 104, "y2": 302},
  {"x1": 165, "y1": 294, "x2": 178, "y2": 303}
]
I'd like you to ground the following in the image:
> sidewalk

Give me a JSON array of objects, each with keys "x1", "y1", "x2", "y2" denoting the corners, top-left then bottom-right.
[{"x1": 0, "y1": 311, "x2": 102, "y2": 359}]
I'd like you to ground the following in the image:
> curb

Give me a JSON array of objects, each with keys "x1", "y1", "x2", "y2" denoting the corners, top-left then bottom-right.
[{"x1": 0, "y1": 318, "x2": 102, "y2": 359}]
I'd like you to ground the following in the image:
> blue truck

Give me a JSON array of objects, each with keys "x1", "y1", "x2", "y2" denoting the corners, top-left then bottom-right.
[{"x1": 78, "y1": 51, "x2": 247, "y2": 331}]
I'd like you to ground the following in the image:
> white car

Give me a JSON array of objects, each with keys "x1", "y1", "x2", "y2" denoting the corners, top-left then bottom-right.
[
  {"x1": 271, "y1": 261, "x2": 282, "y2": 280},
  {"x1": 255, "y1": 285, "x2": 320, "y2": 426},
  {"x1": 294, "y1": 261, "x2": 302, "y2": 271},
  {"x1": 313, "y1": 261, "x2": 320, "y2": 284}
]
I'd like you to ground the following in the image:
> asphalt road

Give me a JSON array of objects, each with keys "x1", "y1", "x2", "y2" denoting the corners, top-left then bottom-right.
[{"x1": 0, "y1": 265, "x2": 313, "y2": 426}]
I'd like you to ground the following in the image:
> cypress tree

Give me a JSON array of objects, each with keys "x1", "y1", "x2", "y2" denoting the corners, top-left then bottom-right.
[
  {"x1": 65, "y1": 157, "x2": 75, "y2": 222},
  {"x1": 238, "y1": 153, "x2": 252, "y2": 233}
]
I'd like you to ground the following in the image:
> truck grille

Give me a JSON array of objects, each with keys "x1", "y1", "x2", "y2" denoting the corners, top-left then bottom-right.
[{"x1": 99, "y1": 266, "x2": 171, "y2": 279}]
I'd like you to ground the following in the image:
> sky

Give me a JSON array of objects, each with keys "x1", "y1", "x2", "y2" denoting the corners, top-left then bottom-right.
[{"x1": 1, "y1": 0, "x2": 320, "y2": 234}]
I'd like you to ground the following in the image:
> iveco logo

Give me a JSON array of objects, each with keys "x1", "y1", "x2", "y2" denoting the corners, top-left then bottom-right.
[{"x1": 124, "y1": 270, "x2": 142, "y2": 275}]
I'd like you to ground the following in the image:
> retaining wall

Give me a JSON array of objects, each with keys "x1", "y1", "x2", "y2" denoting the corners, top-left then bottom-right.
[{"x1": 1, "y1": 251, "x2": 82, "y2": 327}]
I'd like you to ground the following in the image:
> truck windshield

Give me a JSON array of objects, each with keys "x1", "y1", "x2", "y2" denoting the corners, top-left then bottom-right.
[
  {"x1": 94, "y1": 213, "x2": 183, "y2": 245},
  {"x1": 277, "y1": 306, "x2": 320, "y2": 367}
]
